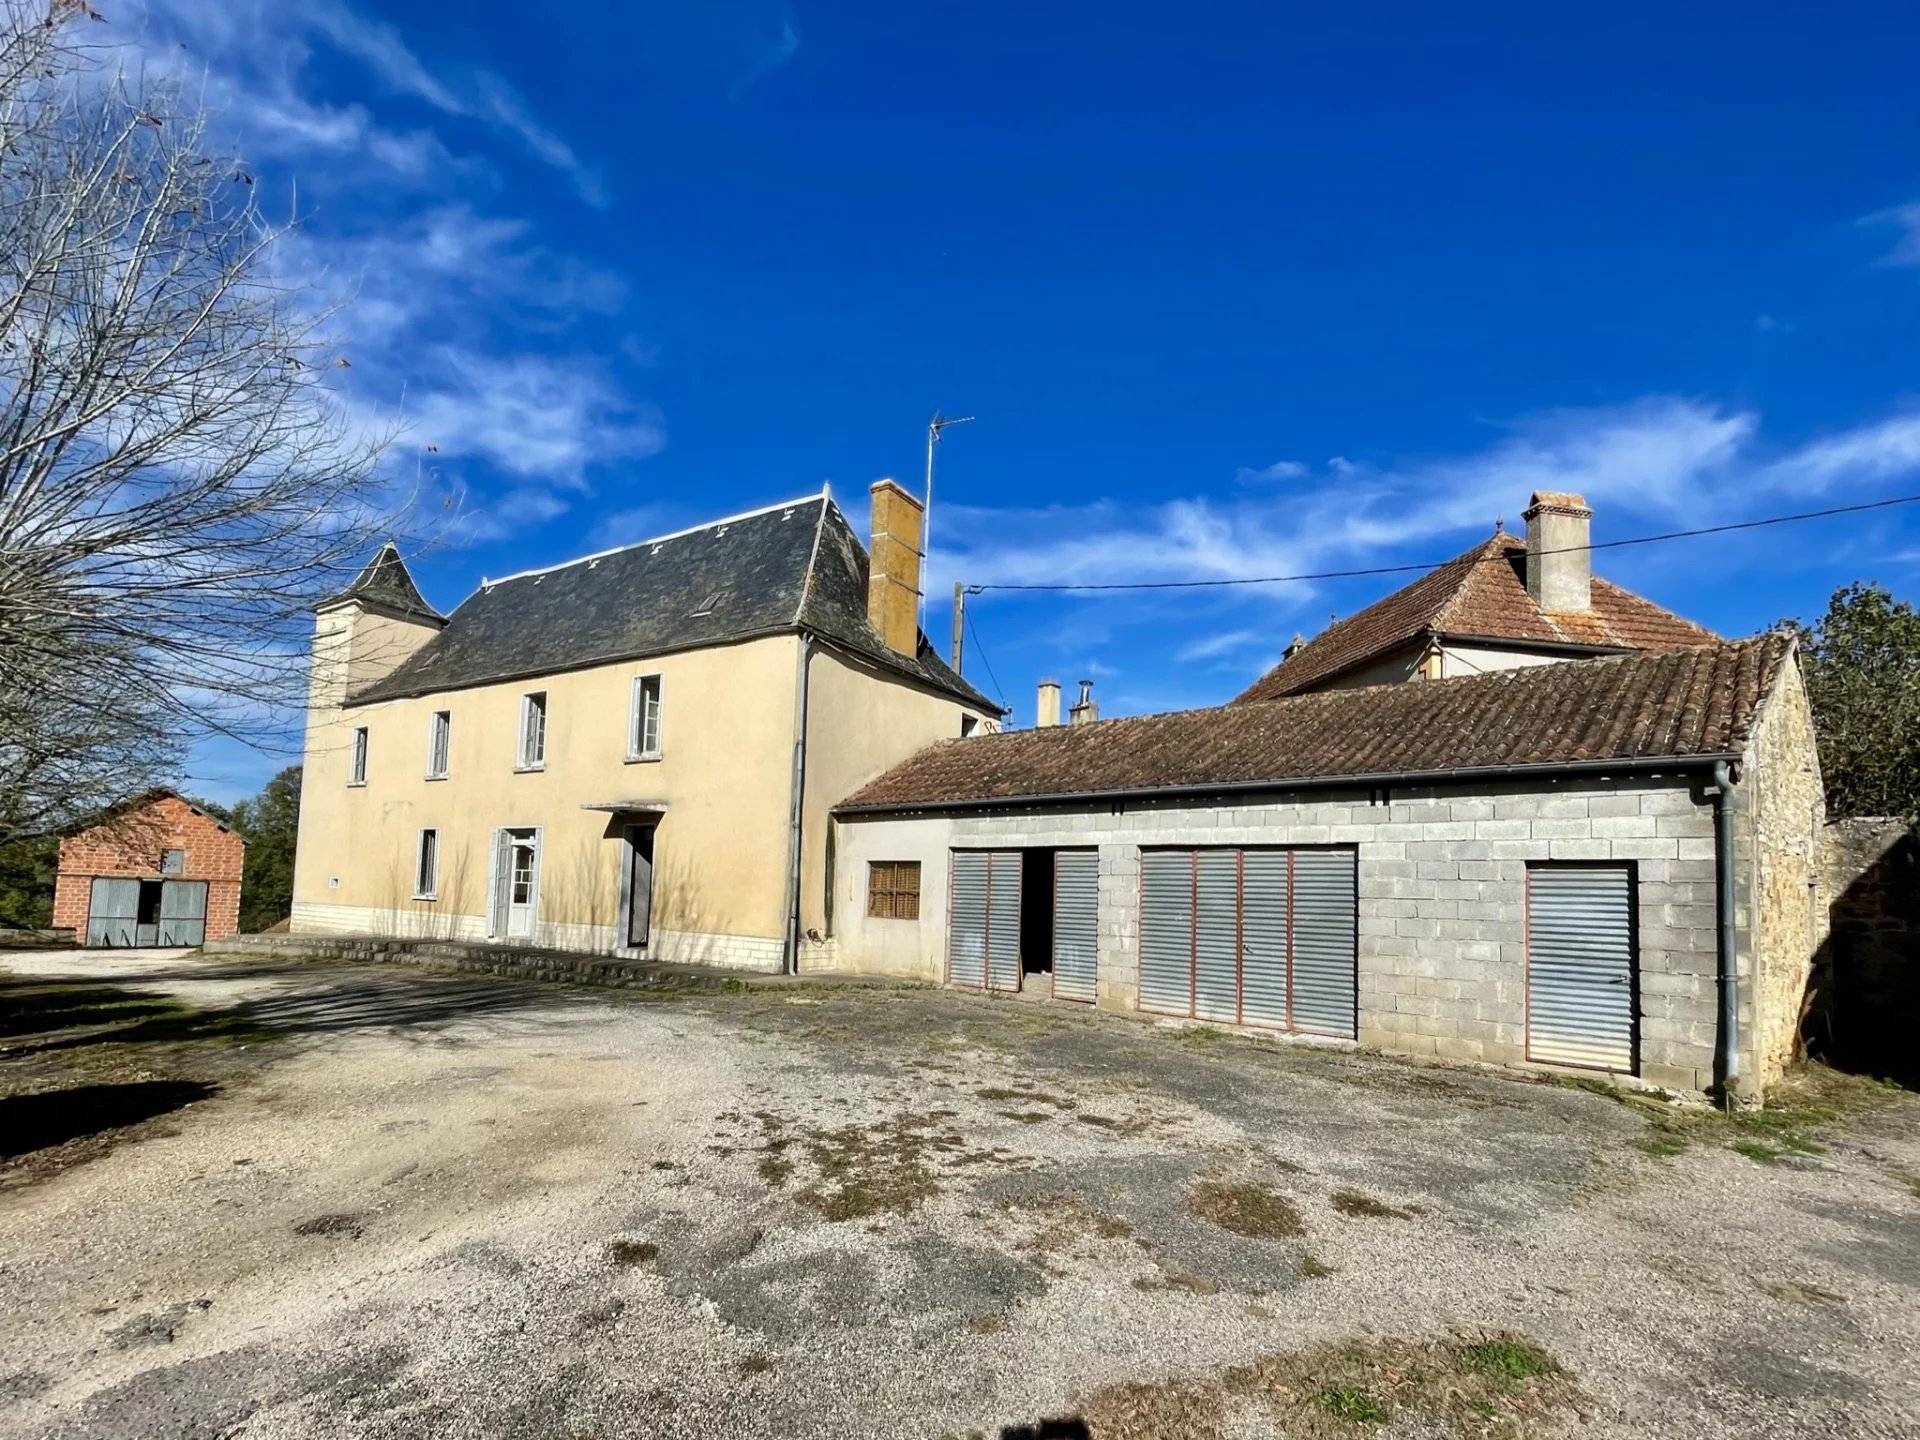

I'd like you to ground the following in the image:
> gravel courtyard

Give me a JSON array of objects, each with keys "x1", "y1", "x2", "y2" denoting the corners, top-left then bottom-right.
[{"x1": 1, "y1": 949, "x2": 1917, "y2": 1440}]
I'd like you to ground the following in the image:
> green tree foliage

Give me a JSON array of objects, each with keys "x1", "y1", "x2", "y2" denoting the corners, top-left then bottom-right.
[
  {"x1": 1781, "y1": 583, "x2": 1920, "y2": 820},
  {"x1": 0, "y1": 835, "x2": 56, "y2": 929},
  {"x1": 229, "y1": 767, "x2": 301, "y2": 933}
]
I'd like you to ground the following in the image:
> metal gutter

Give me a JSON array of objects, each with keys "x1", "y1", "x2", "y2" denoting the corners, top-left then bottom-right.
[{"x1": 832, "y1": 752, "x2": 1740, "y2": 817}]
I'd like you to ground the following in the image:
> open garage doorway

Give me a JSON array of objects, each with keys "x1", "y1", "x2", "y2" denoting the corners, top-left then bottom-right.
[{"x1": 1018, "y1": 850, "x2": 1055, "y2": 992}]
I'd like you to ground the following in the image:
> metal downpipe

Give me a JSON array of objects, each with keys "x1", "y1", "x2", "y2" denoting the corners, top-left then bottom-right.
[
  {"x1": 1711, "y1": 760, "x2": 1741, "y2": 1107},
  {"x1": 780, "y1": 634, "x2": 813, "y2": 976}
]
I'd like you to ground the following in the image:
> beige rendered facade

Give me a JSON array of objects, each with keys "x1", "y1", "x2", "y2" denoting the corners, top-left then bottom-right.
[{"x1": 292, "y1": 490, "x2": 999, "y2": 970}]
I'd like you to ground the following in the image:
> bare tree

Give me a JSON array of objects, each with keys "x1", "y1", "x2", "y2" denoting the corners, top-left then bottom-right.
[{"x1": 0, "y1": 1, "x2": 403, "y2": 843}]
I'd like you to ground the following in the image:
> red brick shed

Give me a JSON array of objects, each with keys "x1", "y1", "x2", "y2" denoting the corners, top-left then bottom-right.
[{"x1": 53, "y1": 792, "x2": 245, "y2": 947}]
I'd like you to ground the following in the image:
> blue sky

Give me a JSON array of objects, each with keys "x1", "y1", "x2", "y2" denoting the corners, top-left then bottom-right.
[{"x1": 123, "y1": 1, "x2": 1920, "y2": 801}]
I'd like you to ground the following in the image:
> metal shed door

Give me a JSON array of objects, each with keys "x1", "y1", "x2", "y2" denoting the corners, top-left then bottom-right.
[
  {"x1": 1527, "y1": 866, "x2": 1636, "y2": 1072},
  {"x1": 1239, "y1": 850, "x2": 1290, "y2": 1027},
  {"x1": 1139, "y1": 850, "x2": 1194, "y2": 1016},
  {"x1": 985, "y1": 853, "x2": 1021, "y2": 992},
  {"x1": 157, "y1": 880, "x2": 208, "y2": 946},
  {"x1": 1193, "y1": 850, "x2": 1240, "y2": 1022},
  {"x1": 1290, "y1": 849, "x2": 1358, "y2": 1037},
  {"x1": 1051, "y1": 851, "x2": 1099, "y2": 1004},
  {"x1": 86, "y1": 877, "x2": 140, "y2": 947}
]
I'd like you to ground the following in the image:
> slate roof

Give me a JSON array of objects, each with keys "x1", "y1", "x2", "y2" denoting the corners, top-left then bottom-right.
[
  {"x1": 1233, "y1": 532, "x2": 1717, "y2": 702},
  {"x1": 321, "y1": 542, "x2": 443, "y2": 624},
  {"x1": 345, "y1": 495, "x2": 998, "y2": 712},
  {"x1": 838, "y1": 634, "x2": 1790, "y2": 813}
]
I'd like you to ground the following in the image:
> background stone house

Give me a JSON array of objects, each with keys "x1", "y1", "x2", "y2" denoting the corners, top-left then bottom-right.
[
  {"x1": 292, "y1": 483, "x2": 1001, "y2": 971},
  {"x1": 828, "y1": 635, "x2": 1824, "y2": 1099},
  {"x1": 53, "y1": 791, "x2": 245, "y2": 947},
  {"x1": 1236, "y1": 491, "x2": 1715, "y2": 698}
]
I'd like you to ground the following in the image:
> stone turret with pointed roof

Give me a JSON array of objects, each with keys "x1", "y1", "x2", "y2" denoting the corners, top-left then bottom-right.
[
  {"x1": 309, "y1": 543, "x2": 445, "y2": 709},
  {"x1": 318, "y1": 542, "x2": 443, "y2": 624}
]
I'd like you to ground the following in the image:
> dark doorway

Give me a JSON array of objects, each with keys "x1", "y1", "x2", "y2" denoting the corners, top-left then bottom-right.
[
  {"x1": 1019, "y1": 849, "x2": 1056, "y2": 978},
  {"x1": 622, "y1": 824, "x2": 656, "y2": 950}
]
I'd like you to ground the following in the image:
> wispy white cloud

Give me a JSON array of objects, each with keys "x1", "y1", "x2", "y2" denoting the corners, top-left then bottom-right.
[
  {"x1": 1234, "y1": 460, "x2": 1307, "y2": 485},
  {"x1": 136, "y1": 0, "x2": 604, "y2": 203},
  {"x1": 407, "y1": 353, "x2": 664, "y2": 483},
  {"x1": 1865, "y1": 200, "x2": 1920, "y2": 268},
  {"x1": 729, "y1": 19, "x2": 800, "y2": 99},
  {"x1": 1176, "y1": 629, "x2": 1260, "y2": 662},
  {"x1": 936, "y1": 397, "x2": 1920, "y2": 603}
]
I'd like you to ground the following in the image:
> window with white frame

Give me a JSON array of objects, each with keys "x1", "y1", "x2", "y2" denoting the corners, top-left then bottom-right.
[
  {"x1": 414, "y1": 828, "x2": 439, "y2": 899},
  {"x1": 348, "y1": 726, "x2": 368, "y2": 786},
  {"x1": 629, "y1": 674, "x2": 663, "y2": 760},
  {"x1": 427, "y1": 710, "x2": 451, "y2": 779},
  {"x1": 518, "y1": 692, "x2": 547, "y2": 770}
]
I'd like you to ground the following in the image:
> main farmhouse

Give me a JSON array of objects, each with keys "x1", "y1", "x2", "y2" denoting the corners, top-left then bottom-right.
[
  {"x1": 292, "y1": 483, "x2": 1001, "y2": 972},
  {"x1": 829, "y1": 493, "x2": 1827, "y2": 1100}
]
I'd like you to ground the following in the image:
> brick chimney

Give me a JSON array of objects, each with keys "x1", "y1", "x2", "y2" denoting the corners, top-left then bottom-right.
[
  {"x1": 1523, "y1": 491, "x2": 1593, "y2": 614},
  {"x1": 867, "y1": 479, "x2": 924, "y2": 656},
  {"x1": 1068, "y1": 679, "x2": 1099, "y2": 726},
  {"x1": 1036, "y1": 679, "x2": 1062, "y2": 728}
]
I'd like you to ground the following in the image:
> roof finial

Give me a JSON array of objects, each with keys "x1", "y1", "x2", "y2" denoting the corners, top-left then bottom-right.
[{"x1": 1494, "y1": 514, "x2": 1504, "y2": 534}]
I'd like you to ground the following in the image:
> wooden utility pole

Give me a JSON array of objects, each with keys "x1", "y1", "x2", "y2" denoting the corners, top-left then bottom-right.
[{"x1": 951, "y1": 581, "x2": 965, "y2": 672}]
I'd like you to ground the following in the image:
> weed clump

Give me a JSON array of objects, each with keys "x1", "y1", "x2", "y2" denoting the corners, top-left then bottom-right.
[
  {"x1": 1318, "y1": 1385, "x2": 1388, "y2": 1423},
  {"x1": 1077, "y1": 1330, "x2": 1579, "y2": 1439},
  {"x1": 1186, "y1": 1179, "x2": 1304, "y2": 1239}
]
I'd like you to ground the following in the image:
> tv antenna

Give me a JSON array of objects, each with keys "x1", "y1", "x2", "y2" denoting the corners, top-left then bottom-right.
[{"x1": 921, "y1": 410, "x2": 974, "y2": 627}]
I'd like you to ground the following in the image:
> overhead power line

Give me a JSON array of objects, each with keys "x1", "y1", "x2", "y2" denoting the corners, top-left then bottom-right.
[
  {"x1": 963, "y1": 605, "x2": 1007, "y2": 707},
  {"x1": 961, "y1": 491, "x2": 1920, "y2": 596}
]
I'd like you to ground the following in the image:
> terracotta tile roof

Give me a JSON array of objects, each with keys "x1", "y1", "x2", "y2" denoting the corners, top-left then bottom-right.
[
  {"x1": 838, "y1": 634, "x2": 1789, "y2": 813},
  {"x1": 1233, "y1": 533, "x2": 1717, "y2": 702}
]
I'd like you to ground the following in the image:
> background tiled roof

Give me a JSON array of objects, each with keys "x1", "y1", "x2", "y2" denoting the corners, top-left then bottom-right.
[
  {"x1": 839, "y1": 634, "x2": 1789, "y2": 812},
  {"x1": 1234, "y1": 534, "x2": 1716, "y2": 701},
  {"x1": 346, "y1": 498, "x2": 996, "y2": 711}
]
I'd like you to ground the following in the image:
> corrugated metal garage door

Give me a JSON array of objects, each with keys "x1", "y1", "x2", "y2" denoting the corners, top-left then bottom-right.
[
  {"x1": 1193, "y1": 850, "x2": 1240, "y2": 1022},
  {"x1": 1291, "y1": 849, "x2": 1358, "y2": 1036},
  {"x1": 1239, "y1": 851, "x2": 1290, "y2": 1027},
  {"x1": 986, "y1": 854, "x2": 1021, "y2": 992},
  {"x1": 948, "y1": 850, "x2": 1021, "y2": 991},
  {"x1": 1051, "y1": 850, "x2": 1099, "y2": 1003},
  {"x1": 86, "y1": 877, "x2": 140, "y2": 947},
  {"x1": 157, "y1": 880, "x2": 208, "y2": 947},
  {"x1": 1139, "y1": 850, "x2": 1194, "y2": 1015},
  {"x1": 1527, "y1": 865, "x2": 1636, "y2": 1072},
  {"x1": 1138, "y1": 847, "x2": 1356, "y2": 1038}
]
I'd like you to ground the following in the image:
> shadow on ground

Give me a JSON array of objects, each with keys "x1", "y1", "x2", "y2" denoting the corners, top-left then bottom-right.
[
  {"x1": 0, "y1": 1081, "x2": 218, "y2": 1161},
  {"x1": 0, "y1": 964, "x2": 571, "y2": 1060}
]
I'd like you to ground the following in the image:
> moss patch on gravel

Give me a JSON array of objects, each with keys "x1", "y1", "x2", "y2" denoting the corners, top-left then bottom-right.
[
  {"x1": 1078, "y1": 1332, "x2": 1581, "y2": 1439},
  {"x1": 1330, "y1": 1187, "x2": 1413, "y2": 1219},
  {"x1": 785, "y1": 1111, "x2": 1007, "y2": 1222},
  {"x1": 1186, "y1": 1179, "x2": 1304, "y2": 1239}
]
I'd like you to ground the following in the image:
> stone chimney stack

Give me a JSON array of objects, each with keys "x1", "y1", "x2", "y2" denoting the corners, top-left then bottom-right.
[
  {"x1": 1523, "y1": 491, "x2": 1593, "y2": 614},
  {"x1": 1035, "y1": 679, "x2": 1062, "y2": 728},
  {"x1": 867, "y1": 479, "x2": 925, "y2": 656},
  {"x1": 1068, "y1": 679, "x2": 1099, "y2": 726}
]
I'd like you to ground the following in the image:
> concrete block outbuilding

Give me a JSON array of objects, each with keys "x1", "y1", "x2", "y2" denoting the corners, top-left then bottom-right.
[{"x1": 54, "y1": 791, "x2": 245, "y2": 946}]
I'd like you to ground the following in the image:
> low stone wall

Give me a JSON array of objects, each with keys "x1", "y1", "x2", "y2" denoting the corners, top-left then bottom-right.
[
  {"x1": 0, "y1": 927, "x2": 77, "y2": 951},
  {"x1": 1813, "y1": 817, "x2": 1919, "y2": 1081},
  {"x1": 201, "y1": 933, "x2": 758, "y2": 993}
]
